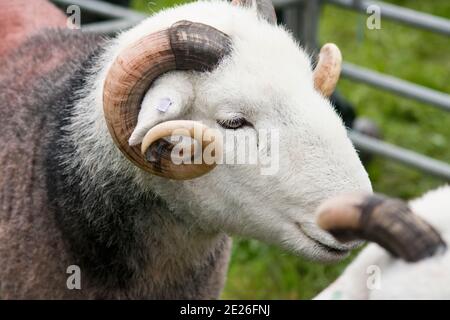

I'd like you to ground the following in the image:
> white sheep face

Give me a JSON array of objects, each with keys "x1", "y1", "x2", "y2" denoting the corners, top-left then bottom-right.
[{"x1": 98, "y1": 1, "x2": 373, "y2": 261}]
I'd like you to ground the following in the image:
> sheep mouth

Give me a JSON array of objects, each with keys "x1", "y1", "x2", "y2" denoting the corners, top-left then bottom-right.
[
  {"x1": 295, "y1": 222, "x2": 351, "y2": 256},
  {"x1": 313, "y1": 239, "x2": 350, "y2": 255}
]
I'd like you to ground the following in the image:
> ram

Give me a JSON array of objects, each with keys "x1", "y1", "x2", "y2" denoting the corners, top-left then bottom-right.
[
  {"x1": 315, "y1": 186, "x2": 449, "y2": 299},
  {"x1": 0, "y1": 0, "x2": 372, "y2": 299}
]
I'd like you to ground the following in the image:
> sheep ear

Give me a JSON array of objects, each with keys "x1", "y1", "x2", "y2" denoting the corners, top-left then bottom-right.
[{"x1": 128, "y1": 73, "x2": 194, "y2": 146}]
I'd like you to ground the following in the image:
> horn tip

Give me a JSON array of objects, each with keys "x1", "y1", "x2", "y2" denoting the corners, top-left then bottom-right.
[
  {"x1": 320, "y1": 43, "x2": 342, "y2": 64},
  {"x1": 316, "y1": 193, "x2": 370, "y2": 232}
]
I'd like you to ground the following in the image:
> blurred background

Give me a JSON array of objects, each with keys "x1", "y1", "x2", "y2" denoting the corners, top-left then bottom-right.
[{"x1": 99, "y1": 0, "x2": 450, "y2": 299}]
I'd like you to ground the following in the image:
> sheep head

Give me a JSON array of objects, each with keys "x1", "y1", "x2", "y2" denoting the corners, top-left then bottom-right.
[
  {"x1": 97, "y1": 0, "x2": 371, "y2": 261},
  {"x1": 103, "y1": 19, "x2": 342, "y2": 179}
]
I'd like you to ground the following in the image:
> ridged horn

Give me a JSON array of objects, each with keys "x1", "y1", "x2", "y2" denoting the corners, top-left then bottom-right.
[
  {"x1": 316, "y1": 193, "x2": 447, "y2": 262},
  {"x1": 140, "y1": 120, "x2": 223, "y2": 180},
  {"x1": 103, "y1": 20, "x2": 231, "y2": 180},
  {"x1": 313, "y1": 43, "x2": 342, "y2": 97},
  {"x1": 231, "y1": 0, "x2": 277, "y2": 25}
]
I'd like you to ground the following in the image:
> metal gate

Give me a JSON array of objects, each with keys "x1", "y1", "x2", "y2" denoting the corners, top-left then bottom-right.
[{"x1": 52, "y1": 0, "x2": 450, "y2": 180}]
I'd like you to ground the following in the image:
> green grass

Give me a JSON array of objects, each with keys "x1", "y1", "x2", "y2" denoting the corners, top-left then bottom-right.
[
  {"x1": 131, "y1": 0, "x2": 450, "y2": 299},
  {"x1": 131, "y1": 0, "x2": 194, "y2": 12}
]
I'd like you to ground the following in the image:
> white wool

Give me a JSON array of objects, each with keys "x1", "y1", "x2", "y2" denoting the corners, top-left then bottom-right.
[
  {"x1": 315, "y1": 185, "x2": 450, "y2": 300},
  {"x1": 129, "y1": 72, "x2": 194, "y2": 146},
  {"x1": 69, "y1": 0, "x2": 372, "y2": 263}
]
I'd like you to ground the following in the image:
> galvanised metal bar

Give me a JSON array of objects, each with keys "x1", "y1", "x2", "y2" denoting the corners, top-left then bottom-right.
[
  {"x1": 325, "y1": 0, "x2": 450, "y2": 36},
  {"x1": 273, "y1": 0, "x2": 307, "y2": 8},
  {"x1": 280, "y1": 0, "x2": 320, "y2": 52},
  {"x1": 276, "y1": 1, "x2": 450, "y2": 112},
  {"x1": 349, "y1": 131, "x2": 450, "y2": 181},
  {"x1": 83, "y1": 19, "x2": 138, "y2": 34},
  {"x1": 53, "y1": 0, "x2": 145, "y2": 21},
  {"x1": 342, "y1": 63, "x2": 450, "y2": 112},
  {"x1": 55, "y1": 0, "x2": 450, "y2": 36}
]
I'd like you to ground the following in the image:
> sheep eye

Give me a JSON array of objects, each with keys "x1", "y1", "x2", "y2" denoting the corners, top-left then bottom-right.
[{"x1": 217, "y1": 117, "x2": 250, "y2": 130}]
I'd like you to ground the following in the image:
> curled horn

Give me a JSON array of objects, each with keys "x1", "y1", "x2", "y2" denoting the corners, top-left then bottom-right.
[
  {"x1": 313, "y1": 43, "x2": 342, "y2": 97},
  {"x1": 231, "y1": 0, "x2": 277, "y2": 25},
  {"x1": 316, "y1": 193, "x2": 447, "y2": 262},
  {"x1": 103, "y1": 21, "x2": 231, "y2": 180},
  {"x1": 140, "y1": 120, "x2": 223, "y2": 180}
]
